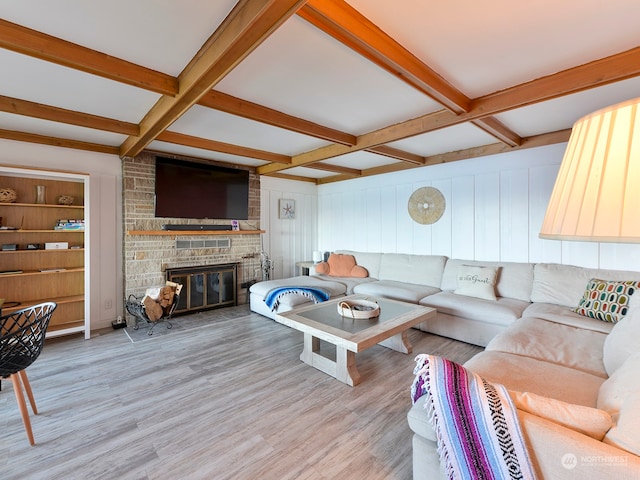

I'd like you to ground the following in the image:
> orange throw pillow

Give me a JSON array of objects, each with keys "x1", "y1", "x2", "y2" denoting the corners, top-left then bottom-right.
[{"x1": 315, "y1": 253, "x2": 368, "y2": 278}]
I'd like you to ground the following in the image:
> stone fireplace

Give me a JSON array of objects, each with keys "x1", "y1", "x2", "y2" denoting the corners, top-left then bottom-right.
[{"x1": 123, "y1": 153, "x2": 262, "y2": 308}]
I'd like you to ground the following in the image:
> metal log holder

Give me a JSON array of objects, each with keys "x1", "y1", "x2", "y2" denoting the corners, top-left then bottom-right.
[{"x1": 125, "y1": 282, "x2": 183, "y2": 335}]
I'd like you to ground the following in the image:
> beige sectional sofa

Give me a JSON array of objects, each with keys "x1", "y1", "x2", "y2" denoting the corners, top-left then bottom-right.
[
  {"x1": 250, "y1": 250, "x2": 534, "y2": 347},
  {"x1": 250, "y1": 250, "x2": 640, "y2": 478}
]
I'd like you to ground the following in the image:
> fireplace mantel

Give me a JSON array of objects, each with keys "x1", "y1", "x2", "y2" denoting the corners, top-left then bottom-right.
[{"x1": 127, "y1": 229, "x2": 265, "y2": 236}]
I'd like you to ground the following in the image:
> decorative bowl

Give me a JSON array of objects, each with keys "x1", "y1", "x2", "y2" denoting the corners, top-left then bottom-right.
[
  {"x1": 0, "y1": 188, "x2": 17, "y2": 203},
  {"x1": 57, "y1": 195, "x2": 75, "y2": 205},
  {"x1": 337, "y1": 298, "x2": 380, "y2": 319}
]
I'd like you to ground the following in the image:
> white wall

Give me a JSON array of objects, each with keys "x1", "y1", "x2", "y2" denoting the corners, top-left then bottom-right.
[
  {"x1": 260, "y1": 176, "x2": 318, "y2": 279},
  {"x1": 316, "y1": 143, "x2": 640, "y2": 272},
  {"x1": 0, "y1": 139, "x2": 123, "y2": 331}
]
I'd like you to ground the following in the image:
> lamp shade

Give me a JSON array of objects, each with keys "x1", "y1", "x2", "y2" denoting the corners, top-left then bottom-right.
[{"x1": 540, "y1": 97, "x2": 640, "y2": 243}]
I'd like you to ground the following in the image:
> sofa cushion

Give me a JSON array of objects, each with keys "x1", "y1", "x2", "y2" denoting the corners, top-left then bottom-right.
[
  {"x1": 603, "y1": 307, "x2": 640, "y2": 376},
  {"x1": 531, "y1": 263, "x2": 640, "y2": 308},
  {"x1": 378, "y1": 253, "x2": 447, "y2": 288},
  {"x1": 420, "y1": 292, "x2": 528, "y2": 326},
  {"x1": 313, "y1": 275, "x2": 377, "y2": 295},
  {"x1": 441, "y1": 259, "x2": 534, "y2": 302},
  {"x1": 314, "y1": 253, "x2": 368, "y2": 278},
  {"x1": 603, "y1": 391, "x2": 640, "y2": 456},
  {"x1": 510, "y1": 390, "x2": 613, "y2": 440},
  {"x1": 598, "y1": 353, "x2": 640, "y2": 456},
  {"x1": 407, "y1": 395, "x2": 436, "y2": 442},
  {"x1": 522, "y1": 303, "x2": 614, "y2": 333},
  {"x1": 573, "y1": 278, "x2": 640, "y2": 323},
  {"x1": 453, "y1": 264, "x2": 498, "y2": 300},
  {"x1": 598, "y1": 352, "x2": 640, "y2": 414},
  {"x1": 353, "y1": 280, "x2": 440, "y2": 304},
  {"x1": 484, "y1": 316, "x2": 608, "y2": 378},
  {"x1": 464, "y1": 351, "x2": 605, "y2": 407}
]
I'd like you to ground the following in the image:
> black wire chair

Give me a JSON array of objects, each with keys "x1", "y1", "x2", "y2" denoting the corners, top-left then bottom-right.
[{"x1": 0, "y1": 302, "x2": 57, "y2": 445}]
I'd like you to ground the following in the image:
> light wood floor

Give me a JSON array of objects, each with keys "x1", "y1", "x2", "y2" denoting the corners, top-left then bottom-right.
[{"x1": 0, "y1": 305, "x2": 482, "y2": 480}]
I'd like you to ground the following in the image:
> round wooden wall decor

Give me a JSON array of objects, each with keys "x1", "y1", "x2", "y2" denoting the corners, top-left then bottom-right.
[{"x1": 408, "y1": 187, "x2": 446, "y2": 225}]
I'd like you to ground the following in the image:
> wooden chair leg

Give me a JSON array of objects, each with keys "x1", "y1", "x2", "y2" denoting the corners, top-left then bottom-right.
[
  {"x1": 11, "y1": 372, "x2": 36, "y2": 446},
  {"x1": 18, "y1": 369, "x2": 38, "y2": 415}
]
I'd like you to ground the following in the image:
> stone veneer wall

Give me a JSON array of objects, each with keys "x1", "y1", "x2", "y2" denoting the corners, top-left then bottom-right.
[{"x1": 123, "y1": 152, "x2": 262, "y2": 306}]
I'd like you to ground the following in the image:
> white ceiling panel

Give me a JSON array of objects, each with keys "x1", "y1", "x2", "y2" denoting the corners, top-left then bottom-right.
[
  {"x1": 169, "y1": 105, "x2": 330, "y2": 156},
  {"x1": 216, "y1": 15, "x2": 440, "y2": 135},
  {"x1": 321, "y1": 151, "x2": 400, "y2": 170},
  {"x1": 0, "y1": 49, "x2": 159, "y2": 123},
  {"x1": 347, "y1": 0, "x2": 640, "y2": 98},
  {"x1": 147, "y1": 141, "x2": 268, "y2": 168},
  {"x1": 0, "y1": 0, "x2": 238, "y2": 76},
  {"x1": 495, "y1": 78, "x2": 640, "y2": 137},
  {"x1": 387, "y1": 123, "x2": 497, "y2": 156},
  {"x1": 0, "y1": 111, "x2": 126, "y2": 146},
  {"x1": 281, "y1": 166, "x2": 336, "y2": 179}
]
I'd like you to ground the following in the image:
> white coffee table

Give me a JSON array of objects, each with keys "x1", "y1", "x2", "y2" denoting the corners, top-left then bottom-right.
[{"x1": 275, "y1": 294, "x2": 436, "y2": 386}]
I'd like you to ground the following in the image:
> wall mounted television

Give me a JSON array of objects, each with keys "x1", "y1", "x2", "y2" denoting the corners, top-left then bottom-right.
[{"x1": 154, "y1": 157, "x2": 250, "y2": 220}]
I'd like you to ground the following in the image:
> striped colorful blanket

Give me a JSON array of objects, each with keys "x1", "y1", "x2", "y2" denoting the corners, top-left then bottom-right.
[
  {"x1": 264, "y1": 287, "x2": 330, "y2": 311},
  {"x1": 411, "y1": 354, "x2": 537, "y2": 480}
]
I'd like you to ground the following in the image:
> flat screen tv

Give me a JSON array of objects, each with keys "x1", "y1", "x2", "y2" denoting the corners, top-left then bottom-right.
[{"x1": 154, "y1": 157, "x2": 249, "y2": 220}]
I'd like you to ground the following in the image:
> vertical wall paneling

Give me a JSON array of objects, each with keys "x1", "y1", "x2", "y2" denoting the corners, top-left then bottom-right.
[
  {"x1": 499, "y1": 169, "x2": 530, "y2": 262},
  {"x1": 408, "y1": 183, "x2": 429, "y2": 255},
  {"x1": 260, "y1": 177, "x2": 318, "y2": 279},
  {"x1": 380, "y1": 185, "x2": 397, "y2": 252},
  {"x1": 528, "y1": 164, "x2": 562, "y2": 263},
  {"x1": 474, "y1": 173, "x2": 501, "y2": 260},
  {"x1": 275, "y1": 143, "x2": 640, "y2": 279},
  {"x1": 450, "y1": 176, "x2": 475, "y2": 259},
  {"x1": 396, "y1": 183, "x2": 414, "y2": 254},
  {"x1": 365, "y1": 188, "x2": 382, "y2": 252},
  {"x1": 431, "y1": 179, "x2": 452, "y2": 257},
  {"x1": 561, "y1": 241, "x2": 600, "y2": 268},
  {"x1": 599, "y1": 243, "x2": 640, "y2": 271}
]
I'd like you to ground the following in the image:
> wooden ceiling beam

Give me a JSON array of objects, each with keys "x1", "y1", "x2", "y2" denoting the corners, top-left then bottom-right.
[
  {"x1": 155, "y1": 130, "x2": 291, "y2": 164},
  {"x1": 263, "y1": 172, "x2": 319, "y2": 183},
  {"x1": 0, "y1": 128, "x2": 120, "y2": 155},
  {"x1": 298, "y1": 0, "x2": 470, "y2": 114},
  {"x1": 472, "y1": 118, "x2": 522, "y2": 147},
  {"x1": 120, "y1": 0, "x2": 308, "y2": 158},
  {"x1": 306, "y1": 162, "x2": 361, "y2": 175},
  {"x1": 0, "y1": 19, "x2": 177, "y2": 96},
  {"x1": 199, "y1": 90, "x2": 356, "y2": 146},
  {"x1": 258, "y1": 47, "x2": 640, "y2": 175},
  {"x1": 318, "y1": 129, "x2": 571, "y2": 184},
  {"x1": 299, "y1": 0, "x2": 522, "y2": 147},
  {"x1": 0, "y1": 95, "x2": 139, "y2": 136},
  {"x1": 367, "y1": 145, "x2": 425, "y2": 165}
]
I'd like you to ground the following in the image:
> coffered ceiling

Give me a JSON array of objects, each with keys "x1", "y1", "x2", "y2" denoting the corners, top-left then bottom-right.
[{"x1": 1, "y1": 0, "x2": 639, "y2": 183}]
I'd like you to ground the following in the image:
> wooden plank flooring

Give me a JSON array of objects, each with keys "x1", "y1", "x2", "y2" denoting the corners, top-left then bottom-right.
[{"x1": 0, "y1": 305, "x2": 482, "y2": 480}]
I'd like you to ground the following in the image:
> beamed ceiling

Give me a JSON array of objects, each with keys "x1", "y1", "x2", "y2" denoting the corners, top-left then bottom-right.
[{"x1": 1, "y1": 0, "x2": 640, "y2": 184}]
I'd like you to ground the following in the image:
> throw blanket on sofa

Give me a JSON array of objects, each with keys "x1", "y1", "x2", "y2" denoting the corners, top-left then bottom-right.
[
  {"x1": 264, "y1": 287, "x2": 330, "y2": 311},
  {"x1": 411, "y1": 354, "x2": 537, "y2": 480}
]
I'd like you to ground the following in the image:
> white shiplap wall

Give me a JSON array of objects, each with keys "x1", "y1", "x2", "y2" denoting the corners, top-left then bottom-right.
[
  {"x1": 260, "y1": 177, "x2": 318, "y2": 279},
  {"x1": 315, "y1": 143, "x2": 640, "y2": 272}
]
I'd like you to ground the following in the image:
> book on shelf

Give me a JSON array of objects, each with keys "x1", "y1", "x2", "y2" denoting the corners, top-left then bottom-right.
[
  {"x1": 0, "y1": 269, "x2": 23, "y2": 275},
  {"x1": 39, "y1": 267, "x2": 67, "y2": 273},
  {"x1": 54, "y1": 219, "x2": 85, "y2": 231}
]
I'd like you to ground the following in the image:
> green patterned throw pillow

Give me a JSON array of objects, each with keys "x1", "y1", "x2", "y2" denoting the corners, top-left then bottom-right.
[{"x1": 573, "y1": 278, "x2": 640, "y2": 323}]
